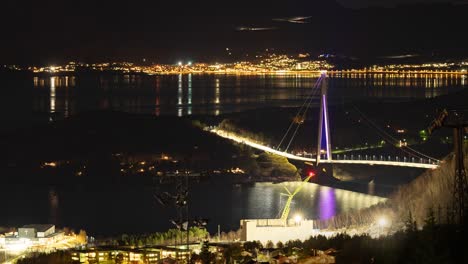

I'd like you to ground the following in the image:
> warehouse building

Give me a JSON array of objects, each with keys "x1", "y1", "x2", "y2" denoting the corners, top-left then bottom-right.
[{"x1": 240, "y1": 218, "x2": 317, "y2": 244}]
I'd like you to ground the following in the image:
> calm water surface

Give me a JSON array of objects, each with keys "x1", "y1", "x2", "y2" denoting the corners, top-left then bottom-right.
[
  {"x1": 1, "y1": 177, "x2": 385, "y2": 236},
  {"x1": 28, "y1": 73, "x2": 467, "y2": 118}
]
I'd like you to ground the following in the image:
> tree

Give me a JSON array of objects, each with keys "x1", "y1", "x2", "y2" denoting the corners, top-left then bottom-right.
[
  {"x1": 190, "y1": 253, "x2": 201, "y2": 264},
  {"x1": 243, "y1": 241, "x2": 262, "y2": 253},
  {"x1": 223, "y1": 243, "x2": 242, "y2": 264},
  {"x1": 115, "y1": 253, "x2": 124, "y2": 264},
  {"x1": 199, "y1": 240, "x2": 214, "y2": 264},
  {"x1": 121, "y1": 234, "x2": 129, "y2": 246},
  {"x1": 265, "y1": 240, "x2": 275, "y2": 248},
  {"x1": 437, "y1": 204, "x2": 443, "y2": 225},
  {"x1": 137, "y1": 238, "x2": 144, "y2": 248},
  {"x1": 77, "y1": 230, "x2": 87, "y2": 244},
  {"x1": 424, "y1": 207, "x2": 437, "y2": 232},
  {"x1": 276, "y1": 241, "x2": 284, "y2": 249},
  {"x1": 404, "y1": 210, "x2": 417, "y2": 233}
]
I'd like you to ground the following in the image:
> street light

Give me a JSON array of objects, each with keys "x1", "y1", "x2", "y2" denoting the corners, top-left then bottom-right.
[
  {"x1": 377, "y1": 216, "x2": 388, "y2": 227},
  {"x1": 294, "y1": 214, "x2": 302, "y2": 225},
  {"x1": 376, "y1": 216, "x2": 390, "y2": 237}
]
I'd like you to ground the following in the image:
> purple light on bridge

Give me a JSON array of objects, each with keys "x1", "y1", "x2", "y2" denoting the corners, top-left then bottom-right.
[
  {"x1": 322, "y1": 94, "x2": 331, "y2": 160},
  {"x1": 319, "y1": 187, "x2": 336, "y2": 220}
]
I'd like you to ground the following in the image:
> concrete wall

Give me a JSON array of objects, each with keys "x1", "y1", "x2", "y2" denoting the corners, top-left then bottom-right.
[
  {"x1": 240, "y1": 219, "x2": 317, "y2": 244},
  {"x1": 37, "y1": 226, "x2": 55, "y2": 238},
  {"x1": 18, "y1": 228, "x2": 36, "y2": 239}
]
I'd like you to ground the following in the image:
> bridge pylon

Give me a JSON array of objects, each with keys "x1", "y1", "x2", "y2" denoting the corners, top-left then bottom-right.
[
  {"x1": 316, "y1": 73, "x2": 332, "y2": 166},
  {"x1": 313, "y1": 73, "x2": 335, "y2": 182}
]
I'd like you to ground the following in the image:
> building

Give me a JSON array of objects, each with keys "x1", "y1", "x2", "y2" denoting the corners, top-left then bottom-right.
[
  {"x1": 1, "y1": 224, "x2": 63, "y2": 248},
  {"x1": 298, "y1": 249, "x2": 337, "y2": 264},
  {"x1": 240, "y1": 219, "x2": 317, "y2": 244},
  {"x1": 18, "y1": 224, "x2": 55, "y2": 239},
  {"x1": 71, "y1": 246, "x2": 193, "y2": 263}
]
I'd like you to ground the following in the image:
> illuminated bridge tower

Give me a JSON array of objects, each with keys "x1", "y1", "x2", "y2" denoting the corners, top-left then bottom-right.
[
  {"x1": 314, "y1": 73, "x2": 335, "y2": 181},
  {"x1": 316, "y1": 73, "x2": 332, "y2": 165}
]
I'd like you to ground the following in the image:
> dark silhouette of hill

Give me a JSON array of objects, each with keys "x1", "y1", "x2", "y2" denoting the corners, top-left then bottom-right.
[
  {"x1": 316, "y1": 145, "x2": 467, "y2": 230},
  {"x1": 0, "y1": 111, "x2": 239, "y2": 182}
]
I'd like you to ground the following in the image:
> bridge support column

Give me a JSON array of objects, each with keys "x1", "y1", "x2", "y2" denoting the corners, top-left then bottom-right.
[
  {"x1": 313, "y1": 74, "x2": 336, "y2": 182},
  {"x1": 316, "y1": 74, "x2": 332, "y2": 166},
  {"x1": 315, "y1": 163, "x2": 335, "y2": 183}
]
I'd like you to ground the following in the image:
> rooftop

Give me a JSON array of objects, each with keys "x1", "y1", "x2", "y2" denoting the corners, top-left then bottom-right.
[{"x1": 21, "y1": 224, "x2": 54, "y2": 232}]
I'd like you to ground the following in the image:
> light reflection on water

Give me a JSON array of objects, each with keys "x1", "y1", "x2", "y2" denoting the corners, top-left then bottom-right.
[
  {"x1": 49, "y1": 76, "x2": 56, "y2": 113},
  {"x1": 1, "y1": 180, "x2": 386, "y2": 236},
  {"x1": 29, "y1": 73, "x2": 467, "y2": 118},
  {"x1": 319, "y1": 187, "x2": 336, "y2": 220},
  {"x1": 188, "y1": 74, "x2": 192, "y2": 115},
  {"x1": 237, "y1": 181, "x2": 385, "y2": 222}
]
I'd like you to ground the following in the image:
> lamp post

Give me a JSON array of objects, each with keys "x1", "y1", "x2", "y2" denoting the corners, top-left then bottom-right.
[
  {"x1": 377, "y1": 216, "x2": 388, "y2": 236},
  {"x1": 294, "y1": 214, "x2": 302, "y2": 226}
]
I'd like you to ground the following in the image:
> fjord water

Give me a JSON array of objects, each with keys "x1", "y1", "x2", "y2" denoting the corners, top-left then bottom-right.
[
  {"x1": 28, "y1": 73, "x2": 467, "y2": 119},
  {"x1": 1, "y1": 177, "x2": 385, "y2": 236},
  {"x1": 1, "y1": 72, "x2": 466, "y2": 235}
]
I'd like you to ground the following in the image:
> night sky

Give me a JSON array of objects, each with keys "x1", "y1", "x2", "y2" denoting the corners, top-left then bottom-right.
[{"x1": 2, "y1": 0, "x2": 468, "y2": 64}]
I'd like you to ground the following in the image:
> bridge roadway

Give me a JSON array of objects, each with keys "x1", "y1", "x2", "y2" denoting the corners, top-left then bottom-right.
[{"x1": 210, "y1": 129, "x2": 439, "y2": 170}]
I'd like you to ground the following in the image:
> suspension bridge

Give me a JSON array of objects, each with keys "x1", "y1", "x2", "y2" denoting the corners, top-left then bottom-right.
[{"x1": 210, "y1": 73, "x2": 440, "y2": 170}]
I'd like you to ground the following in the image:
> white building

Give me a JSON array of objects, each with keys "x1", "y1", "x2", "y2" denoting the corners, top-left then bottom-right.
[
  {"x1": 2, "y1": 224, "x2": 63, "y2": 248},
  {"x1": 18, "y1": 224, "x2": 55, "y2": 239},
  {"x1": 240, "y1": 219, "x2": 317, "y2": 244}
]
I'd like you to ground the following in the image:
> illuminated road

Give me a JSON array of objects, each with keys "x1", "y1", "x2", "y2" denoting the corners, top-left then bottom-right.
[{"x1": 210, "y1": 129, "x2": 439, "y2": 169}]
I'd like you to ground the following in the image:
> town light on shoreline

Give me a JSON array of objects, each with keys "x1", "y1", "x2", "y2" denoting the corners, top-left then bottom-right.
[{"x1": 17, "y1": 54, "x2": 467, "y2": 76}]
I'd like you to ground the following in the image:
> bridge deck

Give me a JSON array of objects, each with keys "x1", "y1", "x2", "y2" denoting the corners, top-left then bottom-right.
[{"x1": 211, "y1": 129, "x2": 439, "y2": 170}]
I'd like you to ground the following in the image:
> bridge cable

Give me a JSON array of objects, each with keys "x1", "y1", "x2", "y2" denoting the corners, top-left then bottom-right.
[
  {"x1": 354, "y1": 106, "x2": 438, "y2": 161},
  {"x1": 353, "y1": 106, "x2": 438, "y2": 161},
  {"x1": 280, "y1": 76, "x2": 323, "y2": 151},
  {"x1": 353, "y1": 106, "x2": 439, "y2": 162},
  {"x1": 277, "y1": 76, "x2": 322, "y2": 149},
  {"x1": 284, "y1": 77, "x2": 324, "y2": 152},
  {"x1": 276, "y1": 75, "x2": 323, "y2": 151}
]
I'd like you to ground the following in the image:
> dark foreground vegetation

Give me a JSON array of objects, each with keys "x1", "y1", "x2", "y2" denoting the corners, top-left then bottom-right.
[
  {"x1": 108, "y1": 227, "x2": 210, "y2": 247},
  {"x1": 17, "y1": 217, "x2": 468, "y2": 264}
]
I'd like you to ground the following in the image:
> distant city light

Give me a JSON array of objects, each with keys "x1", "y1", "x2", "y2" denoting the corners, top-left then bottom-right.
[
  {"x1": 6, "y1": 54, "x2": 468, "y2": 76},
  {"x1": 43, "y1": 162, "x2": 57, "y2": 167}
]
